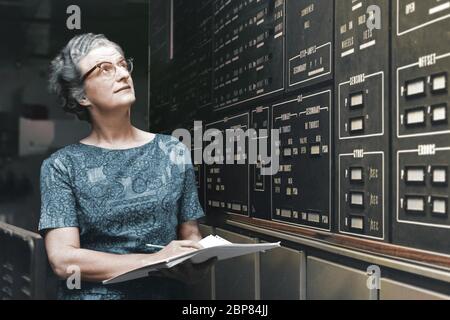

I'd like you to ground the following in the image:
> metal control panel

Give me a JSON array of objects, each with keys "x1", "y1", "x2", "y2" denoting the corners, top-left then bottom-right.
[
  {"x1": 150, "y1": 0, "x2": 213, "y2": 132},
  {"x1": 204, "y1": 113, "x2": 250, "y2": 216},
  {"x1": 392, "y1": 0, "x2": 450, "y2": 253},
  {"x1": 149, "y1": 0, "x2": 450, "y2": 256},
  {"x1": 335, "y1": 0, "x2": 390, "y2": 240},
  {"x1": 250, "y1": 106, "x2": 272, "y2": 220},
  {"x1": 212, "y1": 0, "x2": 285, "y2": 110},
  {"x1": 271, "y1": 89, "x2": 332, "y2": 231},
  {"x1": 286, "y1": 0, "x2": 334, "y2": 91}
]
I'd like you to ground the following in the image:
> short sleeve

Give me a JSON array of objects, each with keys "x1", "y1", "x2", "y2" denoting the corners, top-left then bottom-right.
[
  {"x1": 38, "y1": 156, "x2": 79, "y2": 235},
  {"x1": 177, "y1": 144, "x2": 205, "y2": 223}
]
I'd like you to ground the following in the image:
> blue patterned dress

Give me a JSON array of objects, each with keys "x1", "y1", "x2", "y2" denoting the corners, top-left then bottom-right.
[{"x1": 38, "y1": 134, "x2": 205, "y2": 300}]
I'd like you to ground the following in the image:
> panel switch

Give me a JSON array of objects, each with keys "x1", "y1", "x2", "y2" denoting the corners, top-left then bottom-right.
[
  {"x1": 350, "y1": 216, "x2": 364, "y2": 230},
  {"x1": 431, "y1": 73, "x2": 447, "y2": 93},
  {"x1": 432, "y1": 104, "x2": 447, "y2": 124},
  {"x1": 405, "y1": 166, "x2": 426, "y2": 184},
  {"x1": 405, "y1": 107, "x2": 426, "y2": 126},
  {"x1": 350, "y1": 192, "x2": 365, "y2": 207},
  {"x1": 405, "y1": 196, "x2": 426, "y2": 213},
  {"x1": 432, "y1": 167, "x2": 448, "y2": 185},
  {"x1": 350, "y1": 167, "x2": 364, "y2": 183},
  {"x1": 405, "y1": 78, "x2": 426, "y2": 98},
  {"x1": 350, "y1": 117, "x2": 364, "y2": 133},
  {"x1": 350, "y1": 92, "x2": 364, "y2": 109},
  {"x1": 310, "y1": 143, "x2": 321, "y2": 156},
  {"x1": 432, "y1": 197, "x2": 448, "y2": 216}
]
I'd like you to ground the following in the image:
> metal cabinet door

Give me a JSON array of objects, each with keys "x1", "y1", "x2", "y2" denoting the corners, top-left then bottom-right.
[
  {"x1": 214, "y1": 229, "x2": 258, "y2": 300},
  {"x1": 307, "y1": 256, "x2": 371, "y2": 300},
  {"x1": 260, "y1": 244, "x2": 305, "y2": 300},
  {"x1": 380, "y1": 279, "x2": 449, "y2": 300}
]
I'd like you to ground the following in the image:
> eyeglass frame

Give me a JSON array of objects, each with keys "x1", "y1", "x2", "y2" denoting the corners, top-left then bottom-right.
[{"x1": 80, "y1": 57, "x2": 134, "y2": 82}]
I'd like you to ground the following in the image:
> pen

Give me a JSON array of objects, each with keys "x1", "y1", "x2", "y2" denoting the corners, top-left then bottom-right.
[{"x1": 145, "y1": 244, "x2": 165, "y2": 249}]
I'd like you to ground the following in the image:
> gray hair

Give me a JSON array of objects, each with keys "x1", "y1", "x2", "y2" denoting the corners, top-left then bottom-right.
[{"x1": 48, "y1": 33, "x2": 124, "y2": 123}]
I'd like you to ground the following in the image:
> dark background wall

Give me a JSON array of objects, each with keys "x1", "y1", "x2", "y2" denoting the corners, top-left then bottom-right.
[{"x1": 0, "y1": 0, "x2": 149, "y2": 232}]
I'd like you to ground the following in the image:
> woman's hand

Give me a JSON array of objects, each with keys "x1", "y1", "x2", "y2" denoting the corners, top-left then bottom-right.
[
  {"x1": 154, "y1": 240, "x2": 203, "y2": 261},
  {"x1": 160, "y1": 258, "x2": 217, "y2": 285}
]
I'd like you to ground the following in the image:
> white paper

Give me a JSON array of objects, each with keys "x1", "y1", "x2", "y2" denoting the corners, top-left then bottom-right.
[{"x1": 103, "y1": 235, "x2": 280, "y2": 285}]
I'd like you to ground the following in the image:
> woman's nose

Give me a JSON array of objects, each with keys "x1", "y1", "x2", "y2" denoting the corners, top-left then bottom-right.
[{"x1": 116, "y1": 65, "x2": 130, "y2": 81}]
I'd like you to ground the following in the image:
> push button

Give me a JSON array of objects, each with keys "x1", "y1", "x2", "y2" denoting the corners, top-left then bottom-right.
[
  {"x1": 405, "y1": 78, "x2": 426, "y2": 98},
  {"x1": 350, "y1": 117, "x2": 364, "y2": 133},
  {"x1": 350, "y1": 216, "x2": 364, "y2": 230},
  {"x1": 432, "y1": 197, "x2": 447, "y2": 216},
  {"x1": 405, "y1": 107, "x2": 426, "y2": 126},
  {"x1": 350, "y1": 192, "x2": 365, "y2": 207},
  {"x1": 283, "y1": 148, "x2": 292, "y2": 157},
  {"x1": 307, "y1": 212, "x2": 321, "y2": 223},
  {"x1": 431, "y1": 104, "x2": 447, "y2": 124},
  {"x1": 431, "y1": 73, "x2": 447, "y2": 93},
  {"x1": 350, "y1": 92, "x2": 364, "y2": 109},
  {"x1": 405, "y1": 166, "x2": 426, "y2": 184},
  {"x1": 310, "y1": 143, "x2": 321, "y2": 156},
  {"x1": 405, "y1": 196, "x2": 426, "y2": 213},
  {"x1": 432, "y1": 167, "x2": 447, "y2": 185},
  {"x1": 350, "y1": 167, "x2": 364, "y2": 183}
]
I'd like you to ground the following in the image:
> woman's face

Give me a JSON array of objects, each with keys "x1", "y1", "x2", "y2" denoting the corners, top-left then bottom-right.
[{"x1": 78, "y1": 45, "x2": 136, "y2": 112}]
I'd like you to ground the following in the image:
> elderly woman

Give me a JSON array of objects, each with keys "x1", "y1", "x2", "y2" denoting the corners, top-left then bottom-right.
[{"x1": 39, "y1": 33, "x2": 207, "y2": 300}]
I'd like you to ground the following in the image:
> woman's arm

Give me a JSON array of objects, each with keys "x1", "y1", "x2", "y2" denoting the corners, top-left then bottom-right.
[
  {"x1": 162, "y1": 220, "x2": 214, "y2": 285},
  {"x1": 178, "y1": 220, "x2": 203, "y2": 241},
  {"x1": 45, "y1": 227, "x2": 202, "y2": 283}
]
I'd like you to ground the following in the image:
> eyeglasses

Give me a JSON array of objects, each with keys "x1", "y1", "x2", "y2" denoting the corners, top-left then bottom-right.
[{"x1": 81, "y1": 57, "x2": 134, "y2": 81}]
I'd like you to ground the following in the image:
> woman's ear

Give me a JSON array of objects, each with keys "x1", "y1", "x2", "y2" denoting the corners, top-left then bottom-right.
[{"x1": 78, "y1": 96, "x2": 91, "y2": 107}]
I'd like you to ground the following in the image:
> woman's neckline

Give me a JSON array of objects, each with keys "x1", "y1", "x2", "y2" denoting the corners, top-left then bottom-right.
[{"x1": 78, "y1": 133, "x2": 158, "y2": 151}]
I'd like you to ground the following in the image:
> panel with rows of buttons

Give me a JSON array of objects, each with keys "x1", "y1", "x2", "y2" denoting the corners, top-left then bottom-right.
[
  {"x1": 335, "y1": 0, "x2": 390, "y2": 240},
  {"x1": 196, "y1": 0, "x2": 215, "y2": 110},
  {"x1": 392, "y1": 0, "x2": 450, "y2": 254},
  {"x1": 286, "y1": 0, "x2": 334, "y2": 91},
  {"x1": 212, "y1": 0, "x2": 285, "y2": 111},
  {"x1": 271, "y1": 89, "x2": 332, "y2": 231},
  {"x1": 250, "y1": 106, "x2": 272, "y2": 220},
  {"x1": 150, "y1": 0, "x2": 214, "y2": 131},
  {"x1": 204, "y1": 113, "x2": 250, "y2": 217}
]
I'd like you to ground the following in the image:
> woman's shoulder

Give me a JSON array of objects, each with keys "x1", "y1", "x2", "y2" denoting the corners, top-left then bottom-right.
[
  {"x1": 156, "y1": 133, "x2": 190, "y2": 152},
  {"x1": 154, "y1": 133, "x2": 193, "y2": 166},
  {"x1": 41, "y1": 143, "x2": 83, "y2": 172},
  {"x1": 155, "y1": 132, "x2": 179, "y2": 143}
]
